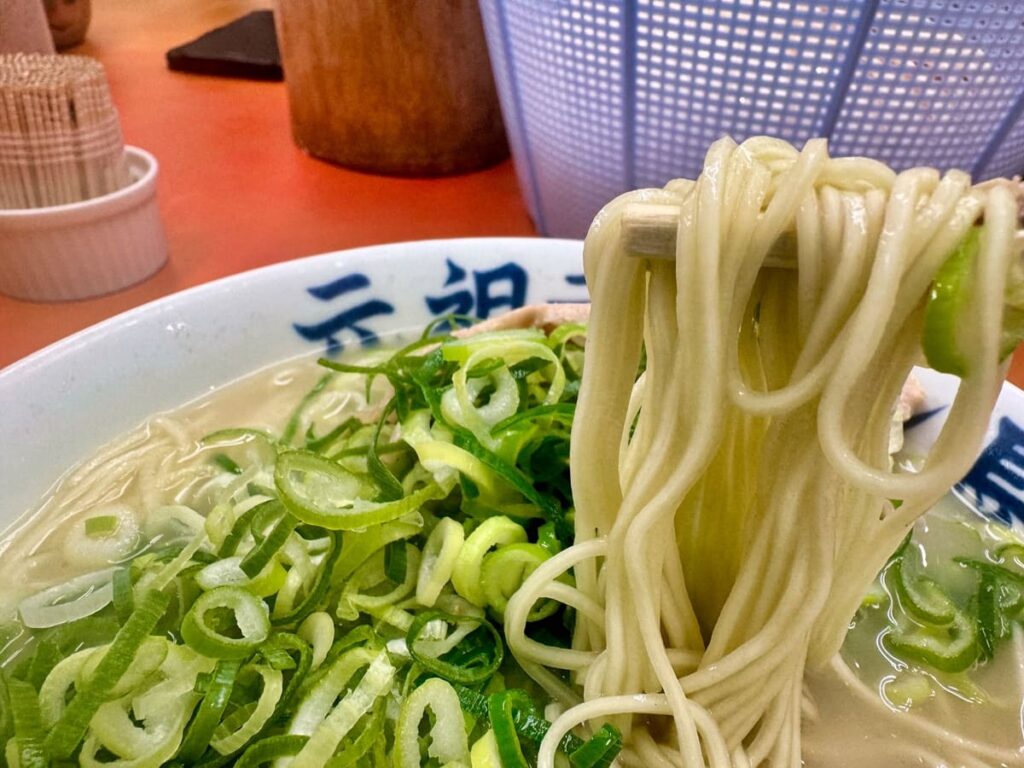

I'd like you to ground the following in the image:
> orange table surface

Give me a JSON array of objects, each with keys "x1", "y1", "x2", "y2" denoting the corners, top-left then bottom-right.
[
  {"x1": 0, "y1": 0, "x2": 535, "y2": 369},
  {"x1": 3, "y1": 0, "x2": 1024, "y2": 389}
]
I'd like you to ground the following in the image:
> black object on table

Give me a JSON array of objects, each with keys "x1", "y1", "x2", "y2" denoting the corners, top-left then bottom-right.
[{"x1": 166, "y1": 10, "x2": 282, "y2": 81}]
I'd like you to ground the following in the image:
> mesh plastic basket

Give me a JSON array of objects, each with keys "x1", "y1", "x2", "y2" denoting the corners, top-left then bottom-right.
[{"x1": 479, "y1": 0, "x2": 1024, "y2": 237}]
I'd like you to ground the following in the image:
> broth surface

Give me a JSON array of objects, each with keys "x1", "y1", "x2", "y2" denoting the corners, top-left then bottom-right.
[{"x1": 3, "y1": 352, "x2": 1023, "y2": 766}]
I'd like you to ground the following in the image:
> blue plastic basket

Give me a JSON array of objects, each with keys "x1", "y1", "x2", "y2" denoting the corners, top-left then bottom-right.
[{"x1": 478, "y1": 0, "x2": 1024, "y2": 237}]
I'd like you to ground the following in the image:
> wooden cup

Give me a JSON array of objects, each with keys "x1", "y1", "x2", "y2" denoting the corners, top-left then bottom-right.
[
  {"x1": 274, "y1": 0, "x2": 509, "y2": 176},
  {"x1": 0, "y1": 0, "x2": 55, "y2": 54}
]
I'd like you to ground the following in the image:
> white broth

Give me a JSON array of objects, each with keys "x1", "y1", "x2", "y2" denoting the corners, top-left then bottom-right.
[{"x1": 1, "y1": 346, "x2": 1022, "y2": 766}]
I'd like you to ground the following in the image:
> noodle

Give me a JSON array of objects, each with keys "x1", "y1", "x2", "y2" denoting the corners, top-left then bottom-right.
[{"x1": 505, "y1": 137, "x2": 1019, "y2": 767}]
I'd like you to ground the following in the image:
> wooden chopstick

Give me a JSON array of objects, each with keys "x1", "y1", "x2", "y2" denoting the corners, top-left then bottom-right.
[
  {"x1": 621, "y1": 201, "x2": 1024, "y2": 263},
  {"x1": 621, "y1": 202, "x2": 797, "y2": 268}
]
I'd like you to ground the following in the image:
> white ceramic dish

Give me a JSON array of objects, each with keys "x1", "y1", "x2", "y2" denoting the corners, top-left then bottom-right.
[
  {"x1": 0, "y1": 145, "x2": 167, "y2": 301},
  {"x1": 0, "y1": 237, "x2": 1021, "y2": 530}
]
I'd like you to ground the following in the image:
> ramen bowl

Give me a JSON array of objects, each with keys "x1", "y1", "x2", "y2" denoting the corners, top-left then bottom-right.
[{"x1": 1, "y1": 238, "x2": 1022, "y2": 766}]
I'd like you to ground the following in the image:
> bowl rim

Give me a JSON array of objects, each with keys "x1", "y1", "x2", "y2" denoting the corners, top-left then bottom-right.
[
  {"x1": 0, "y1": 236, "x2": 579, "y2": 379},
  {"x1": 0, "y1": 145, "x2": 157, "y2": 225}
]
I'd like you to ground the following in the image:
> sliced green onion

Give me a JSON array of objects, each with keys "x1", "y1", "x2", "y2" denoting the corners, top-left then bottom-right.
[
  {"x1": 569, "y1": 724, "x2": 623, "y2": 768},
  {"x1": 0, "y1": 322, "x2": 599, "y2": 767},
  {"x1": 492, "y1": 403, "x2": 576, "y2": 435},
  {"x1": 326, "y1": 701, "x2": 385, "y2": 767},
  {"x1": 997, "y1": 543, "x2": 1024, "y2": 572},
  {"x1": 7, "y1": 679, "x2": 47, "y2": 768},
  {"x1": 337, "y1": 544, "x2": 420, "y2": 621},
  {"x1": 84, "y1": 515, "x2": 120, "y2": 539},
  {"x1": 155, "y1": 504, "x2": 208, "y2": 536},
  {"x1": 217, "y1": 499, "x2": 270, "y2": 558},
  {"x1": 444, "y1": 363, "x2": 521, "y2": 447},
  {"x1": 408, "y1": 350, "x2": 455, "y2": 425},
  {"x1": 112, "y1": 566, "x2": 134, "y2": 623},
  {"x1": 210, "y1": 665, "x2": 283, "y2": 755},
  {"x1": 80, "y1": 692, "x2": 191, "y2": 766},
  {"x1": 197, "y1": 556, "x2": 288, "y2": 598},
  {"x1": 257, "y1": 647, "x2": 296, "y2": 672},
  {"x1": 487, "y1": 690, "x2": 532, "y2": 768},
  {"x1": 452, "y1": 517, "x2": 527, "y2": 607},
  {"x1": 328, "y1": 626, "x2": 384, "y2": 659},
  {"x1": 470, "y1": 729, "x2": 503, "y2": 768},
  {"x1": 297, "y1": 612, "x2": 335, "y2": 669},
  {"x1": 441, "y1": 330, "x2": 547, "y2": 363},
  {"x1": 889, "y1": 559, "x2": 957, "y2": 625},
  {"x1": 331, "y1": 440, "x2": 407, "y2": 460},
  {"x1": 884, "y1": 610, "x2": 979, "y2": 673},
  {"x1": 453, "y1": 683, "x2": 489, "y2": 718},
  {"x1": 282, "y1": 372, "x2": 334, "y2": 446},
  {"x1": 977, "y1": 570, "x2": 1002, "y2": 661},
  {"x1": 289, "y1": 652, "x2": 394, "y2": 768},
  {"x1": 257, "y1": 633, "x2": 312, "y2": 714},
  {"x1": 536, "y1": 522, "x2": 561, "y2": 555},
  {"x1": 305, "y1": 416, "x2": 362, "y2": 455},
  {"x1": 884, "y1": 670, "x2": 934, "y2": 710},
  {"x1": 24, "y1": 639, "x2": 60, "y2": 692},
  {"x1": 79, "y1": 636, "x2": 168, "y2": 698},
  {"x1": 178, "y1": 659, "x2": 240, "y2": 761},
  {"x1": 18, "y1": 568, "x2": 116, "y2": 629},
  {"x1": 394, "y1": 678, "x2": 469, "y2": 768},
  {"x1": 196, "y1": 556, "x2": 249, "y2": 591},
  {"x1": 272, "y1": 533, "x2": 342, "y2": 626},
  {"x1": 63, "y1": 505, "x2": 141, "y2": 569},
  {"x1": 236, "y1": 734, "x2": 309, "y2": 767},
  {"x1": 181, "y1": 586, "x2": 270, "y2": 660},
  {"x1": 213, "y1": 454, "x2": 244, "y2": 475},
  {"x1": 453, "y1": 431, "x2": 568, "y2": 538},
  {"x1": 412, "y1": 439, "x2": 502, "y2": 498},
  {"x1": 158, "y1": 574, "x2": 199, "y2": 642},
  {"x1": 240, "y1": 508, "x2": 297, "y2": 578},
  {"x1": 287, "y1": 647, "x2": 382, "y2": 752},
  {"x1": 44, "y1": 589, "x2": 170, "y2": 759},
  {"x1": 417, "y1": 517, "x2": 465, "y2": 607},
  {"x1": 546, "y1": 321, "x2": 587, "y2": 348},
  {"x1": 276, "y1": 450, "x2": 444, "y2": 530},
  {"x1": 249, "y1": 502, "x2": 285, "y2": 542},
  {"x1": 481, "y1": 543, "x2": 553, "y2": 618},
  {"x1": 406, "y1": 611, "x2": 503, "y2": 684},
  {"x1": 860, "y1": 579, "x2": 889, "y2": 610},
  {"x1": 367, "y1": 399, "x2": 405, "y2": 502},
  {"x1": 147, "y1": 530, "x2": 208, "y2": 592},
  {"x1": 334, "y1": 519, "x2": 422, "y2": 585},
  {"x1": 453, "y1": 684, "x2": 588, "y2": 755},
  {"x1": 384, "y1": 539, "x2": 408, "y2": 583},
  {"x1": 27, "y1": 617, "x2": 119, "y2": 668},
  {"x1": 37, "y1": 647, "x2": 92, "y2": 727},
  {"x1": 922, "y1": 227, "x2": 980, "y2": 376},
  {"x1": 957, "y1": 556, "x2": 1024, "y2": 586}
]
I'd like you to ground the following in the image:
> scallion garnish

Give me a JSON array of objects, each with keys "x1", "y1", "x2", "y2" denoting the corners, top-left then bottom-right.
[
  {"x1": 0, "y1": 321, "x2": 618, "y2": 767},
  {"x1": 44, "y1": 589, "x2": 170, "y2": 758},
  {"x1": 84, "y1": 515, "x2": 120, "y2": 539}
]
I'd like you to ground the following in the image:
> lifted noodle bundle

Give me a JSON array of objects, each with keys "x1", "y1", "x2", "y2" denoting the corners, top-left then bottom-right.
[{"x1": 506, "y1": 136, "x2": 1021, "y2": 767}]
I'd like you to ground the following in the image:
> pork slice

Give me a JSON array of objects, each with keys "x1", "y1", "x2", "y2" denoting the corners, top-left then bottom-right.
[{"x1": 453, "y1": 303, "x2": 590, "y2": 337}]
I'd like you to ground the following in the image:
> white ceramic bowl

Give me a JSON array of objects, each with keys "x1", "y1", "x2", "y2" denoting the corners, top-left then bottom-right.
[
  {"x1": 0, "y1": 145, "x2": 168, "y2": 302},
  {"x1": 0, "y1": 237, "x2": 1021, "y2": 530}
]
